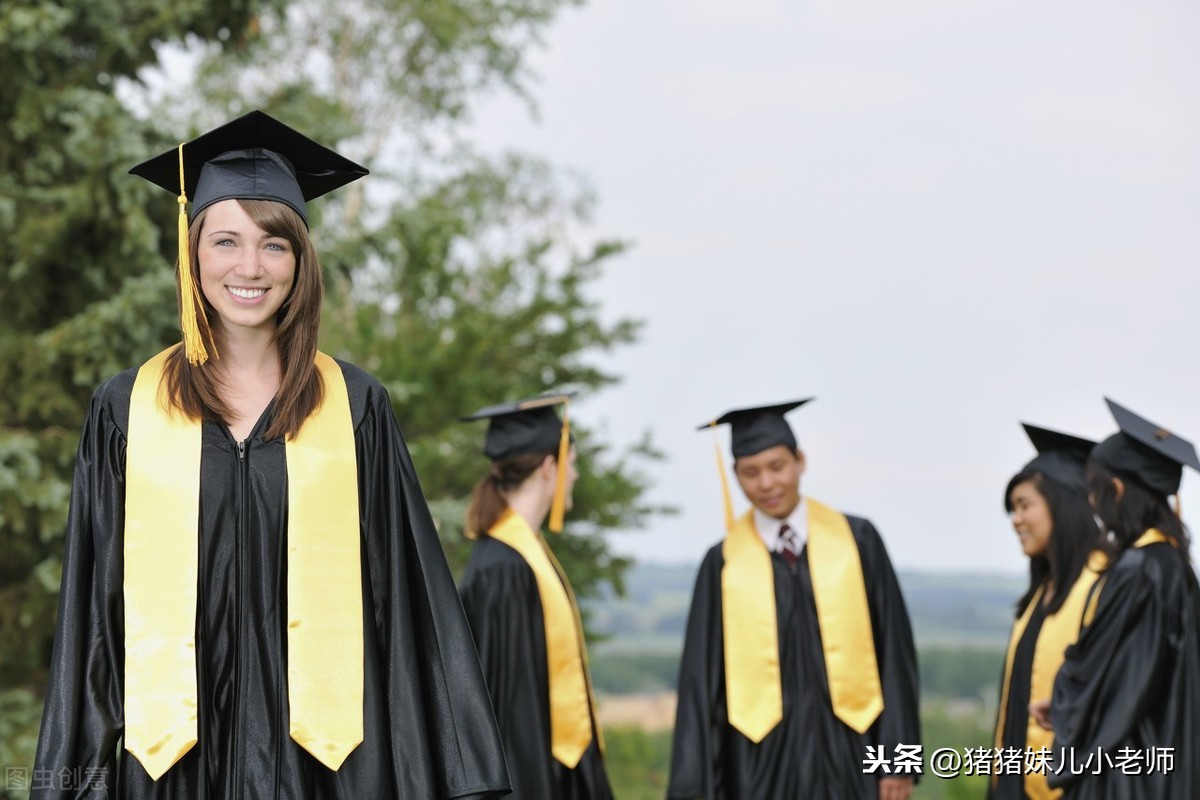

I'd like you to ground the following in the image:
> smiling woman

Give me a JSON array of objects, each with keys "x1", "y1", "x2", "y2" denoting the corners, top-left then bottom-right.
[
  {"x1": 32, "y1": 111, "x2": 511, "y2": 799},
  {"x1": 990, "y1": 424, "x2": 1102, "y2": 800}
]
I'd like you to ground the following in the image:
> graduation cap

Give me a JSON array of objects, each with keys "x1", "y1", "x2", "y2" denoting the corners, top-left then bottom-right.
[
  {"x1": 1089, "y1": 398, "x2": 1200, "y2": 497},
  {"x1": 1018, "y1": 423, "x2": 1095, "y2": 494},
  {"x1": 699, "y1": 398, "x2": 814, "y2": 458},
  {"x1": 131, "y1": 110, "x2": 368, "y2": 225},
  {"x1": 461, "y1": 393, "x2": 576, "y2": 532},
  {"x1": 129, "y1": 111, "x2": 369, "y2": 365},
  {"x1": 698, "y1": 398, "x2": 813, "y2": 529}
]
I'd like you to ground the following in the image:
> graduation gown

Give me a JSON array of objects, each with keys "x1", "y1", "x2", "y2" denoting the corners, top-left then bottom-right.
[
  {"x1": 667, "y1": 514, "x2": 920, "y2": 799},
  {"x1": 458, "y1": 536, "x2": 613, "y2": 800},
  {"x1": 1047, "y1": 539, "x2": 1200, "y2": 799},
  {"x1": 34, "y1": 360, "x2": 511, "y2": 799},
  {"x1": 991, "y1": 555, "x2": 1106, "y2": 800}
]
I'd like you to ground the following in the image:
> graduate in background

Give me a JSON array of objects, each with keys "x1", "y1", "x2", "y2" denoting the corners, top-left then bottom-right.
[
  {"x1": 990, "y1": 424, "x2": 1105, "y2": 800},
  {"x1": 1035, "y1": 399, "x2": 1200, "y2": 799},
  {"x1": 33, "y1": 112, "x2": 510, "y2": 798},
  {"x1": 458, "y1": 395, "x2": 613, "y2": 800},
  {"x1": 668, "y1": 400, "x2": 920, "y2": 800}
]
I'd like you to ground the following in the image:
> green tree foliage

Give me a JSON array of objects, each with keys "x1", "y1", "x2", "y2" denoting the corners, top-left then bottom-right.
[
  {"x1": 187, "y1": 0, "x2": 584, "y2": 127},
  {"x1": 316, "y1": 153, "x2": 659, "y2": 595}
]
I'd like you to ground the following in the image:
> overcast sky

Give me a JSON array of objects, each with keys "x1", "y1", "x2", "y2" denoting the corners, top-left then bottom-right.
[{"x1": 465, "y1": 0, "x2": 1200, "y2": 574}]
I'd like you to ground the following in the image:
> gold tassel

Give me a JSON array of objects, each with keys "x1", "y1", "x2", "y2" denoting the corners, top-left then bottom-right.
[
  {"x1": 710, "y1": 422, "x2": 735, "y2": 531},
  {"x1": 548, "y1": 400, "x2": 570, "y2": 533},
  {"x1": 176, "y1": 144, "x2": 211, "y2": 366}
]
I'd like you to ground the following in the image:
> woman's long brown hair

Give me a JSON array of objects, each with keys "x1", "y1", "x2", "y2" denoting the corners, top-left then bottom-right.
[{"x1": 163, "y1": 199, "x2": 325, "y2": 441}]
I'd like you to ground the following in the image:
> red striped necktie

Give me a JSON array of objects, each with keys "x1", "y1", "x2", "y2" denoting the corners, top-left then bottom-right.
[{"x1": 779, "y1": 523, "x2": 800, "y2": 566}]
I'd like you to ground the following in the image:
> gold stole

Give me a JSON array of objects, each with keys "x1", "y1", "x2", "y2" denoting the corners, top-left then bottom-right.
[
  {"x1": 721, "y1": 498, "x2": 882, "y2": 743},
  {"x1": 124, "y1": 347, "x2": 363, "y2": 779},
  {"x1": 1134, "y1": 528, "x2": 1171, "y2": 549},
  {"x1": 992, "y1": 550, "x2": 1106, "y2": 799},
  {"x1": 485, "y1": 509, "x2": 601, "y2": 768}
]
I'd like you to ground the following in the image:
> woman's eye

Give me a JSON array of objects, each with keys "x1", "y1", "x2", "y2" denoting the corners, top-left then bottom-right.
[
  {"x1": 266, "y1": 242, "x2": 288, "y2": 252},
  {"x1": 214, "y1": 238, "x2": 234, "y2": 246}
]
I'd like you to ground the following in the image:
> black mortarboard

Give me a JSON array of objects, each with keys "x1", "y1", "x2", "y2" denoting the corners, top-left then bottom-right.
[
  {"x1": 1018, "y1": 423, "x2": 1095, "y2": 493},
  {"x1": 1089, "y1": 398, "x2": 1199, "y2": 497},
  {"x1": 461, "y1": 393, "x2": 576, "y2": 461},
  {"x1": 128, "y1": 111, "x2": 369, "y2": 366},
  {"x1": 461, "y1": 393, "x2": 576, "y2": 532},
  {"x1": 130, "y1": 110, "x2": 368, "y2": 226},
  {"x1": 699, "y1": 399, "x2": 813, "y2": 458},
  {"x1": 130, "y1": 109, "x2": 364, "y2": 225}
]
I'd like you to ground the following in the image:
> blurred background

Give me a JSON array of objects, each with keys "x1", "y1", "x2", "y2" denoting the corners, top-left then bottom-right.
[{"x1": 3, "y1": 0, "x2": 1198, "y2": 797}]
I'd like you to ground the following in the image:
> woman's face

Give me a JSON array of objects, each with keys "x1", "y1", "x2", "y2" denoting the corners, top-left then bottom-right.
[
  {"x1": 1010, "y1": 479, "x2": 1053, "y2": 559},
  {"x1": 197, "y1": 199, "x2": 296, "y2": 335}
]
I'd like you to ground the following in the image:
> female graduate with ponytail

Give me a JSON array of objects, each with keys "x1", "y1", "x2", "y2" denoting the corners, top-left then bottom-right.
[
  {"x1": 990, "y1": 424, "x2": 1104, "y2": 800},
  {"x1": 458, "y1": 395, "x2": 614, "y2": 800},
  {"x1": 33, "y1": 111, "x2": 509, "y2": 799},
  {"x1": 1034, "y1": 398, "x2": 1200, "y2": 799}
]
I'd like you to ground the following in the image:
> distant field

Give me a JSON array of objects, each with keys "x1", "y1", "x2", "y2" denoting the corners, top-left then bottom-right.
[
  {"x1": 899, "y1": 570, "x2": 1025, "y2": 649},
  {"x1": 598, "y1": 691, "x2": 676, "y2": 731},
  {"x1": 590, "y1": 644, "x2": 1004, "y2": 704}
]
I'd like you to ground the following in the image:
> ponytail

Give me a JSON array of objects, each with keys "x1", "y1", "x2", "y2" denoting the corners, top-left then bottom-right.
[{"x1": 466, "y1": 451, "x2": 555, "y2": 537}]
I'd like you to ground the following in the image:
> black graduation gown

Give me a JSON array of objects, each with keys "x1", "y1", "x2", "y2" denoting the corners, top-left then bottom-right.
[
  {"x1": 989, "y1": 602, "x2": 1047, "y2": 800},
  {"x1": 34, "y1": 360, "x2": 511, "y2": 799},
  {"x1": 458, "y1": 536, "x2": 613, "y2": 800},
  {"x1": 1047, "y1": 541, "x2": 1200, "y2": 799},
  {"x1": 667, "y1": 515, "x2": 921, "y2": 800}
]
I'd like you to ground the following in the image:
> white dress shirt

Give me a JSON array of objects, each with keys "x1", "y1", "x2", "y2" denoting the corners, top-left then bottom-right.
[{"x1": 753, "y1": 496, "x2": 807, "y2": 556}]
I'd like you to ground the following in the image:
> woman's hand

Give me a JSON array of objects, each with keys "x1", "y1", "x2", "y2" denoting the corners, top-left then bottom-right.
[
  {"x1": 878, "y1": 776, "x2": 914, "y2": 800},
  {"x1": 1029, "y1": 698, "x2": 1053, "y2": 730}
]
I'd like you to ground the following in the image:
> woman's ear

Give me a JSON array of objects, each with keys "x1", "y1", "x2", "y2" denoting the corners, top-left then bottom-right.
[{"x1": 1111, "y1": 476, "x2": 1125, "y2": 502}]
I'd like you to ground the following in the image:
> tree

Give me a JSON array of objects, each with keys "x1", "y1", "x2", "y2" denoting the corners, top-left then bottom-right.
[{"x1": 318, "y1": 152, "x2": 664, "y2": 598}]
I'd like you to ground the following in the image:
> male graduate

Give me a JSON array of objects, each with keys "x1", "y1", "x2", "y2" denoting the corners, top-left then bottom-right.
[{"x1": 667, "y1": 399, "x2": 920, "y2": 800}]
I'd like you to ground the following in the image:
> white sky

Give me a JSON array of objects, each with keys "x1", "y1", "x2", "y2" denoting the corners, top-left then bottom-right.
[{"x1": 466, "y1": 0, "x2": 1200, "y2": 573}]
